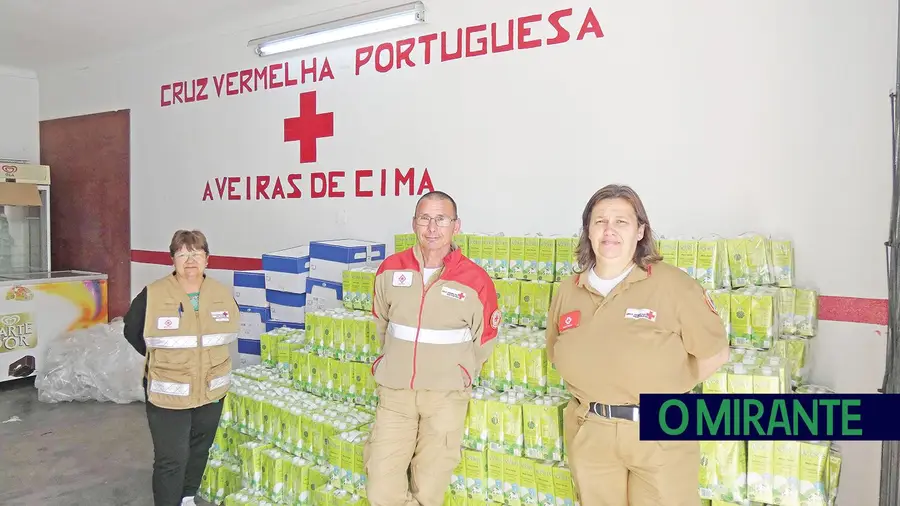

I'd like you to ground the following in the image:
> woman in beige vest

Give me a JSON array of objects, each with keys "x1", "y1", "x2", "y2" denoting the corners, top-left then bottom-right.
[{"x1": 123, "y1": 230, "x2": 239, "y2": 506}]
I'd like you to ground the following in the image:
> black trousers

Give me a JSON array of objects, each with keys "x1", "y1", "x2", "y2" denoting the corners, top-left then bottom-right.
[{"x1": 146, "y1": 399, "x2": 223, "y2": 506}]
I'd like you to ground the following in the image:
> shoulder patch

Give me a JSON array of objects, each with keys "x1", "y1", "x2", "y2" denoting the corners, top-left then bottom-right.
[
  {"x1": 704, "y1": 291, "x2": 718, "y2": 315},
  {"x1": 490, "y1": 308, "x2": 502, "y2": 330}
]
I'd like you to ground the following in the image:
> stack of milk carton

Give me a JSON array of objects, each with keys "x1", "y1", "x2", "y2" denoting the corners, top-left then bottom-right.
[{"x1": 305, "y1": 239, "x2": 386, "y2": 312}]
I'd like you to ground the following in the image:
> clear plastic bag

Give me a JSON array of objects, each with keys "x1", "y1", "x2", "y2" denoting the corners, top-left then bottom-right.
[{"x1": 35, "y1": 317, "x2": 145, "y2": 404}]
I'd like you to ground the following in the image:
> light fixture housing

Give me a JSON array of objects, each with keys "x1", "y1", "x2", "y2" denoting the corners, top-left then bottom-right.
[{"x1": 249, "y1": 1, "x2": 426, "y2": 57}]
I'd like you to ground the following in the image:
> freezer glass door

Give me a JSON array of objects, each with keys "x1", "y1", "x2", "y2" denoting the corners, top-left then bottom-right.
[{"x1": 0, "y1": 186, "x2": 49, "y2": 274}]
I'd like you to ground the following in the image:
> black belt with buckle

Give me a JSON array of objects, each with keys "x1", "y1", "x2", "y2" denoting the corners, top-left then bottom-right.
[{"x1": 589, "y1": 402, "x2": 640, "y2": 422}]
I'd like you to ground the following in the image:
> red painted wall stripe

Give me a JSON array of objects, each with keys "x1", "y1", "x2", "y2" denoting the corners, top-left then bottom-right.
[
  {"x1": 818, "y1": 296, "x2": 888, "y2": 326},
  {"x1": 131, "y1": 249, "x2": 262, "y2": 271},
  {"x1": 129, "y1": 249, "x2": 890, "y2": 326}
]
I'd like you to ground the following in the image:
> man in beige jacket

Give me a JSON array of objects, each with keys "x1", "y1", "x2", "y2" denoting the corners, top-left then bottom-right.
[{"x1": 364, "y1": 191, "x2": 501, "y2": 506}]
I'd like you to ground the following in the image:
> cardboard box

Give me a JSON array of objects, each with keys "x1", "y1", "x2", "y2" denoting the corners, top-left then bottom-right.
[
  {"x1": 309, "y1": 239, "x2": 386, "y2": 283},
  {"x1": 233, "y1": 270, "x2": 268, "y2": 307},
  {"x1": 262, "y1": 246, "x2": 310, "y2": 294},
  {"x1": 266, "y1": 290, "x2": 306, "y2": 324}
]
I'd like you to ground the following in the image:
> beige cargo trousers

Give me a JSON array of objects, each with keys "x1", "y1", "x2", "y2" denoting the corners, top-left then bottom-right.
[
  {"x1": 564, "y1": 400, "x2": 702, "y2": 506},
  {"x1": 364, "y1": 385, "x2": 471, "y2": 506}
]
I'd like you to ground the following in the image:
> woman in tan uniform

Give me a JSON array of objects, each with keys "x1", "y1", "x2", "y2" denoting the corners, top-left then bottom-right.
[{"x1": 546, "y1": 185, "x2": 729, "y2": 506}]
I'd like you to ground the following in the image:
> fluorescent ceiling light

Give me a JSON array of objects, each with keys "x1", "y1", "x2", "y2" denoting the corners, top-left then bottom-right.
[{"x1": 250, "y1": 1, "x2": 426, "y2": 57}]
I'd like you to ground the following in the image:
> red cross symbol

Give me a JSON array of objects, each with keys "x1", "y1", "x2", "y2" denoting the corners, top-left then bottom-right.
[
  {"x1": 284, "y1": 91, "x2": 334, "y2": 164},
  {"x1": 222, "y1": 311, "x2": 229, "y2": 318},
  {"x1": 647, "y1": 311, "x2": 656, "y2": 320}
]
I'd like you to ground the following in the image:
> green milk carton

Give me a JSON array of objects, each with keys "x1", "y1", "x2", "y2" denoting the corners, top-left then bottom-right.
[
  {"x1": 770, "y1": 240, "x2": 794, "y2": 288},
  {"x1": 487, "y1": 451, "x2": 505, "y2": 504},
  {"x1": 534, "y1": 461, "x2": 556, "y2": 506},
  {"x1": 658, "y1": 239, "x2": 679, "y2": 266},
  {"x1": 531, "y1": 282, "x2": 553, "y2": 329},
  {"x1": 341, "y1": 270, "x2": 355, "y2": 310},
  {"x1": 523, "y1": 237, "x2": 541, "y2": 281},
  {"x1": 538, "y1": 237, "x2": 556, "y2": 283},
  {"x1": 482, "y1": 235, "x2": 496, "y2": 278},
  {"x1": 510, "y1": 237, "x2": 527, "y2": 280},
  {"x1": 726, "y1": 238, "x2": 750, "y2": 288},
  {"x1": 464, "y1": 448, "x2": 488, "y2": 502},
  {"x1": 455, "y1": 233, "x2": 470, "y2": 257},
  {"x1": 496, "y1": 279, "x2": 522, "y2": 325},
  {"x1": 554, "y1": 237, "x2": 575, "y2": 282},
  {"x1": 696, "y1": 240, "x2": 721, "y2": 290},
  {"x1": 494, "y1": 235, "x2": 511, "y2": 279},
  {"x1": 468, "y1": 235, "x2": 484, "y2": 271},
  {"x1": 729, "y1": 291, "x2": 753, "y2": 347},
  {"x1": 677, "y1": 239, "x2": 699, "y2": 278}
]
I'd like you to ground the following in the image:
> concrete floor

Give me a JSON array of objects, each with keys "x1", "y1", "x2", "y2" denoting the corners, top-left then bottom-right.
[{"x1": 0, "y1": 377, "x2": 214, "y2": 506}]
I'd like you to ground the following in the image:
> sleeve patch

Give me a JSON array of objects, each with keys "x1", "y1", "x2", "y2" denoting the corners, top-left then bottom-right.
[
  {"x1": 704, "y1": 292, "x2": 718, "y2": 315},
  {"x1": 490, "y1": 309, "x2": 502, "y2": 330}
]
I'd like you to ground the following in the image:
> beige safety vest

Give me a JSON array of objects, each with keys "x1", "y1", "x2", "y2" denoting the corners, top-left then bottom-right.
[{"x1": 142, "y1": 274, "x2": 239, "y2": 410}]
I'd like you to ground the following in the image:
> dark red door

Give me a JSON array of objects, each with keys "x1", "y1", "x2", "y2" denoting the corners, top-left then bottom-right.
[{"x1": 39, "y1": 110, "x2": 131, "y2": 318}]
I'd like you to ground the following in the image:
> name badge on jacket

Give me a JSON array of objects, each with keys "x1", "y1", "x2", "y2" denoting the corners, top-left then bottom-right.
[
  {"x1": 157, "y1": 317, "x2": 179, "y2": 330},
  {"x1": 211, "y1": 311, "x2": 230, "y2": 322},
  {"x1": 392, "y1": 271, "x2": 413, "y2": 287},
  {"x1": 559, "y1": 311, "x2": 580, "y2": 331}
]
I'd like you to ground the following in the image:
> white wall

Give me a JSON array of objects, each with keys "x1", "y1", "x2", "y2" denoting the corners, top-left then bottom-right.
[
  {"x1": 0, "y1": 65, "x2": 39, "y2": 163},
  {"x1": 36, "y1": 0, "x2": 898, "y2": 503}
]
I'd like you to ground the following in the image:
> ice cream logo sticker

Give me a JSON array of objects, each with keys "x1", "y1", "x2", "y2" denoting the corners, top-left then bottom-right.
[
  {"x1": 1, "y1": 165, "x2": 16, "y2": 175},
  {"x1": 0, "y1": 312, "x2": 36, "y2": 353},
  {"x1": 5, "y1": 285, "x2": 33, "y2": 301}
]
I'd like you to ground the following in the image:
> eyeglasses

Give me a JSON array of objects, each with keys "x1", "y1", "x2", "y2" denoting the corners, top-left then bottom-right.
[
  {"x1": 415, "y1": 215, "x2": 457, "y2": 227},
  {"x1": 174, "y1": 251, "x2": 206, "y2": 261}
]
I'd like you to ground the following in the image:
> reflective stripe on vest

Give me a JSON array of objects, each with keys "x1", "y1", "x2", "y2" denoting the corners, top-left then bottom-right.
[
  {"x1": 145, "y1": 332, "x2": 237, "y2": 349},
  {"x1": 149, "y1": 379, "x2": 190, "y2": 396},
  {"x1": 388, "y1": 322, "x2": 472, "y2": 345},
  {"x1": 202, "y1": 333, "x2": 237, "y2": 347},
  {"x1": 210, "y1": 373, "x2": 231, "y2": 390}
]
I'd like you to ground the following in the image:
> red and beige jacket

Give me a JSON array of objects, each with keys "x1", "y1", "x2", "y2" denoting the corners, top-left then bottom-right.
[{"x1": 371, "y1": 245, "x2": 501, "y2": 391}]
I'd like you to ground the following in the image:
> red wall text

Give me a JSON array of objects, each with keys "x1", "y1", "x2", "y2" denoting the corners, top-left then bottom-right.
[{"x1": 201, "y1": 167, "x2": 435, "y2": 201}]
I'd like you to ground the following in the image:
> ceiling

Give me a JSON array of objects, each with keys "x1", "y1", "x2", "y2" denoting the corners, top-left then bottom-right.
[{"x1": 0, "y1": 0, "x2": 312, "y2": 70}]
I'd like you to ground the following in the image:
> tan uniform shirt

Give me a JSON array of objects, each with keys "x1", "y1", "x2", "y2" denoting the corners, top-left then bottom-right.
[{"x1": 547, "y1": 261, "x2": 727, "y2": 406}]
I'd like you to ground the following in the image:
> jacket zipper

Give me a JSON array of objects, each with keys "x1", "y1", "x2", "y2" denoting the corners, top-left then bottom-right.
[
  {"x1": 410, "y1": 270, "x2": 440, "y2": 389},
  {"x1": 192, "y1": 302, "x2": 202, "y2": 395}
]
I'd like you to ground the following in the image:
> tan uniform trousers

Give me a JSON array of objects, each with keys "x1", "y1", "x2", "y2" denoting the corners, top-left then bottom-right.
[
  {"x1": 364, "y1": 385, "x2": 470, "y2": 506},
  {"x1": 564, "y1": 400, "x2": 701, "y2": 506}
]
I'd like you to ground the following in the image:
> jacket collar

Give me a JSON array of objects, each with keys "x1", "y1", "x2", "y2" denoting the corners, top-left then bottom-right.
[
  {"x1": 411, "y1": 242, "x2": 462, "y2": 273},
  {"x1": 168, "y1": 271, "x2": 207, "y2": 288},
  {"x1": 576, "y1": 262, "x2": 653, "y2": 295}
]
